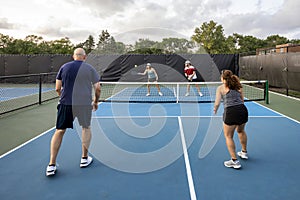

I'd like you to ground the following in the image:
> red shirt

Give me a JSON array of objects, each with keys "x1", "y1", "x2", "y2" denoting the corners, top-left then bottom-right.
[{"x1": 184, "y1": 66, "x2": 195, "y2": 75}]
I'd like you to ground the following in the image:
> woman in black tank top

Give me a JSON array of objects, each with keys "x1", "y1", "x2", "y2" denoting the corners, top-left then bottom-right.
[{"x1": 214, "y1": 70, "x2": 249, "y2": 169}]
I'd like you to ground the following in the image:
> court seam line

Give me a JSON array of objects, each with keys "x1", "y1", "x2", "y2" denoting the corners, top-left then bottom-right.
[
  {"x1": 178, "y1": 116, "x2": 197, "y2": 200},
  {"x1": 0, "y1": 126, "x2": 56, "y2": 159}
]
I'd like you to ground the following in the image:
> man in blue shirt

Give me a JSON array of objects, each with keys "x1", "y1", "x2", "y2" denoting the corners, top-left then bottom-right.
[{"x1": 46, "y1": 48, "x2": 101, "y2": 176}]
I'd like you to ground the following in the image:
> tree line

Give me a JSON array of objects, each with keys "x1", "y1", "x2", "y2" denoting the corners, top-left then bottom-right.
[{"x1": 1, "y1": 20, "x2": 299, "y2": 55}]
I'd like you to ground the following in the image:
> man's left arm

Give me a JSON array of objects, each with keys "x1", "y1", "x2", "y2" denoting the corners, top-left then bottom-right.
[
  {"x1": 92, "y1": 82, "x2": 101, "y2": 111},
  {"x1": 55, "y1": 79, "x2": 62, "y2": 96}
]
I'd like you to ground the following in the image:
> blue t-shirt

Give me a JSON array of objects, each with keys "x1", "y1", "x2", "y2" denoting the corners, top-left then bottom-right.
[{"x1": 56, "y1": 60, "x2": 100, "y2": 105}]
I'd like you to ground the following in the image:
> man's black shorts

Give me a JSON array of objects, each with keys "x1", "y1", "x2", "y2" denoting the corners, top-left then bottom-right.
[
  {"x1": 223, "y1": 104, "x2": 248, "y2": 126},
  {"x1": 56, "y1": 104, "x2": 92, "y2": 129}
]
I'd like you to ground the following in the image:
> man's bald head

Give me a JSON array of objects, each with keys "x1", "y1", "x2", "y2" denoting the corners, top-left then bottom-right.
[{"x1": 73, "y1": 48, "x2": 86, "y2": 61}]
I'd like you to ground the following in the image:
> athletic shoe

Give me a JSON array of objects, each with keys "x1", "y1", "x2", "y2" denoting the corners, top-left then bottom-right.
[
  {"x1": 146, "y1": 93, "x2": 150, "y2": 96},
  {"x1": 185, "y1": 93, "x2": 189, "y2": 96},
  {"x1": 80, "y1": 156, "x2": 93, "y2": 168},
  {"x1": 46, "y1": 165, "x2": 57, "y2": 176},
  {"x1": 159, "y1": 92, "x2": 163, "y2": 96},
  {"x1": 237, "y1": 151, "x2": 248, "y2": 159},
  {"x1": 199, "y1": 92, "x2": 203, "y2": 96},
  {"x1": 224, "y1": 159, "x2": 241, "y2": 169}
]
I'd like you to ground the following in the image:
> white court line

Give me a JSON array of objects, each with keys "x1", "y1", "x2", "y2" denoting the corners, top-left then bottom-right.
[
  {"x1": 91, "y1": 115, "x2": 285, "y2": 119},
  {"x1": 178, "y1": 116, "x2": 197, "y2": 200},
  {"x1": 0, "y1": 102, "x2": 105, "y2": 159},
  {"x1": 0, "y1": 127, "x2": 56, "y2": 159},
  {"x1": 269, "y1": 90, "x2": 300, "y2": 101}
]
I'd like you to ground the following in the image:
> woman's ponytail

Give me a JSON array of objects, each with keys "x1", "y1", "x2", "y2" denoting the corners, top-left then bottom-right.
[{"x1": 221, "y1": 70, "x2": 242, "y2": 90}]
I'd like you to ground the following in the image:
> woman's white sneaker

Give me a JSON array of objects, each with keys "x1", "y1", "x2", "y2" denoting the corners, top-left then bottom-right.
[
  {"x1": 80, "y1": 156, "x2": 93, "y2": 168},
  {"x1": 46, "y1": 165, "x2": 57, "y2": 176},
  {"x1": 237, "y1": 151, "x2": 248, "y2": 159},
  {"x1": 224, "y1": 159, "x2": 241, "y2": 169}
]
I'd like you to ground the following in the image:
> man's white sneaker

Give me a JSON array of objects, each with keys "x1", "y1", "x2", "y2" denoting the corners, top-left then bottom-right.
[
  {"x1": 46, "y1": 165, "x2": 57, "y2": 176},
  {"x1": 80, "y1": 156, "x2": 93, "y2": 168},
  {"x1": 237, "y1": 151, "x2": 248, "y2": 159},
  {"x1": 224, "y1": 159, "x2": 241, "y2": 169}
]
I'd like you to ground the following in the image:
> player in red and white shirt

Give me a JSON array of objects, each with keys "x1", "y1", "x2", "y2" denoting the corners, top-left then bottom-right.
[{"x1": 184, "y1": 60, "x2": 203, "y2": 96}]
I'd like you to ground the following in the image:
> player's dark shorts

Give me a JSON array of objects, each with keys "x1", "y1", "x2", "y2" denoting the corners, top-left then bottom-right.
[
  {"x1": 187, "y1": 78, "x2": 198, "y2": 82},
  {"x1": 148, "y1": 77, "x2": 156, "y2": 82},
  {"x1": 56, "y1": 104, "x2": 92, "y2": 129},
  {"x1": 223, "y1": 104, "x2": 248, "y2": 125}
]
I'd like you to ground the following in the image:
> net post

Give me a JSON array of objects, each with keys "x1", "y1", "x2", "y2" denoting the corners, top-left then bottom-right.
[
  {"x1": 265, "y1": 80, "x2": 269, "y2": 104},
  {"x1": 39, "y1": 74, "x2": 42, "y2": 104},
  {"x1": 176, "y1": 83, "x2": 179, "y2": 103}
]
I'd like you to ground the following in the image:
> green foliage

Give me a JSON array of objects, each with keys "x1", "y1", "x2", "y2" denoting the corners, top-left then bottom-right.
[
  {"x1": 0, "y1": 33, "x2": 74, "y2": 54},
  {"x1": 129, "y1": 39, "x2": 160, "y2": 54},
  {"x1": 157, "y1": 38, "x2": 195, "y2": 54},
  {"x1": 231, "y1": 33, "x2": 266, "y2": 54},
  {"x1": 1, "y1": 22, "x2": 299, "y2": 55},
  {"x1": 192, "y1": 20, "x2": 230, "y2": 54},
  {"x1": 76, "y1": 35, "x2": 95, "y2": 54},
  {"x1": 265, "y1": 34, "x2": 289, "y2": 47},
  {"x1": 128, "y1": 47, "x2": 163, "y2": 54},
  {"x1": 95, "y1": 30, "x2": 126, "y2": 54}
]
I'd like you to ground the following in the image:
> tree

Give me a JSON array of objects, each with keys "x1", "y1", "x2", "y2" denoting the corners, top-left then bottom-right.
[
  {"x1": 225, "y1": 35, "x2": 238, "y2": 54},
  {"x1": 77, "y1": 35, "x2": 95, "y2": 54},
  {"x1": 96, "y1": 30, "x2": 126, "y2": 54},
  {"x1": 129, "y1": 38, "x2": 161, "y2": 54},
  {"x1": 156, "y1": 38, "x2": 195, "y2": 54},
  {"x1": 192, "y1": 20, "x2": 229, "y2": 54},
  {"x1": 231, "y1": 33, "x2": 266, "y2": 54},
  {"x1": 0, "y1": 33, "x2": 14, "y2": 54},
  {"x1": 98, "y1": 30, "x2": 110, "y2": 45},
  {"x1": 289, "y1": 39, "x2": 300, "y2": 44},
  {"x1": 134, "y1": 38, "x2": 158, "y2": 50},
  {"x1": 265, "y1": 35, "x2": 289, "y2": 47},
  {"x1": 48, "y1": 37, "x2": 74, "y2": 54}
]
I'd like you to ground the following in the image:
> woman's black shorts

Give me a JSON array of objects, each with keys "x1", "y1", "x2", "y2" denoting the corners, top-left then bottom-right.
[{"x1": 223, "y1": 104, "x2": 248, "y2": 126}]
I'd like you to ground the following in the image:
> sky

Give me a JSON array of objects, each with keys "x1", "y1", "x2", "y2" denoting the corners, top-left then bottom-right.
[{"x1": 0, "y1": 0, "x2": 299, "y2": 44}]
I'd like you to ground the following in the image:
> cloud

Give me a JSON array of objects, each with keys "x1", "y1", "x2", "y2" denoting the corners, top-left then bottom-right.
[
  {"x1": 216, "y1": 0, "x2": 300, "y2": 39},
  {"x1": 0, "y1": 18, "x2": 15, "y2": 29},
  {"x1": 74, "y1": 0, "x2": 135, "y2": 18},
  {"x1": 33, "y1": 16, "x2": 93, "y2": 42},
  {"x1": 202, "y1": 0, "x2": 232, "y2": 15},
  {"x1": 271, "y1": 0, "x2": 300, "y2": 30}
]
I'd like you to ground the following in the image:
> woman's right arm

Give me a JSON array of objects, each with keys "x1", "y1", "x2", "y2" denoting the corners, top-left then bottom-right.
[
  {"x1": 214, "y1": 85, "x2": 222, "y2": 114},
  {"x1": 138, "y1": 69, "x2": 147, "y2": 75}
]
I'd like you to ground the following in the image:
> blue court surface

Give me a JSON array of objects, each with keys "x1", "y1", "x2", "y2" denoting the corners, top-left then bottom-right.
[
  {"x1": 0, "y1": 87, "x2": 54, "y2": 101},
  {"x1": 1, "y1": 101, "x2": 300, "y2": 200}
]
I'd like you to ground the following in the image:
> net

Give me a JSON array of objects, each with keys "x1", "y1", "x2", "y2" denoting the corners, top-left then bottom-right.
[
  {"x1": 99, "y1": 80, "x2": 269, "y2": 103},
  {"x1": 0, "y1": 73, "x2": 57, "y2": 115}
]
